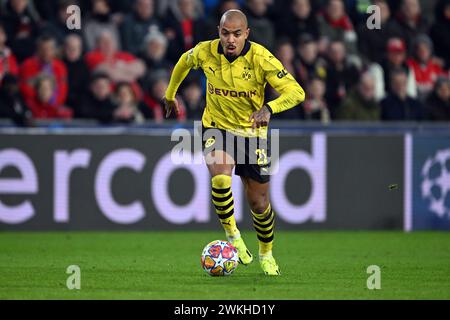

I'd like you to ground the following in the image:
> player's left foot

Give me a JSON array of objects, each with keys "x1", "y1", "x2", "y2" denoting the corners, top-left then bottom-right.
[
  {"x1": 231, "y1": 237, "x2": 253, "y2": 265},
  {"x1": 260, "y1": 255, "x2": 281, "y2": 276}
]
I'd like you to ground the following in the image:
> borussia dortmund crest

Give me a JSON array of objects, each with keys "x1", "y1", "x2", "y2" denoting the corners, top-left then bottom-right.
[
  {"x1": 242, "y1": 66, "x2": 252, "y2": 80},
  {"x1": 205, "y1": 137, "x2": 216, "y2": 148}
]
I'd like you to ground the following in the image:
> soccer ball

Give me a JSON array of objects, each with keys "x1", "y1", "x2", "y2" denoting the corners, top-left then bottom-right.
[
  {"x1": 200, "y1": 240, "x2": 239, "y2": 276},
  {"x1": 421, "y1": 148, "x2": 450, "y2": 218}
]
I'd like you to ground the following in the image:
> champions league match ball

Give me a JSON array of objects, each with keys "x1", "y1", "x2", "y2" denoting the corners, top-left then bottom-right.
[{"x1": 201, "y1": 240, "x2": 239, "y2": 276}]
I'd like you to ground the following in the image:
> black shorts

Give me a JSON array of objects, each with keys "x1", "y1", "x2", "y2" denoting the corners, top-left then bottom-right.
[{"x1": 201, "y1": 126, "x2": 271, "y2": 184}]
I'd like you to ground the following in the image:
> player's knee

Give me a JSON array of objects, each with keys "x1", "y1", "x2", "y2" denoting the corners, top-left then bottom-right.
[
  {"x1": 211, "y1": 174, "x2": 232, "y2": 189},
  {"x1": 249, "y1": 196, "x2": 270, "y2": 215},
  {"x1": 207, "y1": 163, "x2": 233, "y2": 178}
]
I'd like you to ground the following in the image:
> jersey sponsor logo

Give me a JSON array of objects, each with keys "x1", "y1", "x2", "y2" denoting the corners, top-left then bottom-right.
[
  {"x1": 207, "y1": 83, "x2": 256, "y2": 98},
  {"x1": 277, "y1": 69, "x2": 288, "y2": 79}
]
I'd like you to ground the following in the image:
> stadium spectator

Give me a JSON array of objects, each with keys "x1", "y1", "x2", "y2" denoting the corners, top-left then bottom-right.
[
  {"x1": 140, "y1": 29, "x2": 173, "y2": 76},
  {"x1": 120, "y1": 0, "x2": 163, "y2": 56},
  {"x1": 0, "y1": 74, "x2": 32, "y2": 125},
  {"x1": 204, "y1": 0, "x2": 240, "y2": 39},
  {"x1": 157, "y1": 0, "x2": 204, "y2": 20},
  {"x1": 417, "y1": 0, "x2": 440, "y2": 25},
  {"x1": 276, "y1": 0, "x2": 320, "y2": 45},
  {"x1": 140, "y1": 30, "x2": 173, "y2": 96},
  {"x1": 345, "y1": 0, "x2": 373, "y2": 26},
  {"x1": 0, "y1": 22, "x2": 19, "y2": 80},
  {"x1": 391, "y1": 0, "x2": 430, "y2": 54},
  {"x1": 317, "y1": 0, "x2": 358, "y2": 54},
  {"x1": 0, "y1": 0, "x2": 41, "y2": 62},
  {"x1": 243, "y1": 0, "x2": 275, "y2": 51},
  {"x1": 33, "y1": 0, "x2": 59, "y2": 22},
  {"x1": 425, "y1": 77, "x2": 450, "y2": 121},
  {"x1": 430, "y1": 0, "x2": 450, "y2": 69},
  {"x1": 19, "y1": 34, "x2": 68, "y2": 111},
  {"x1": 78, "y1": 0, "x2": 133, "y2": 21},
  {"x1": 83, "y1": 0, "x2": 121, "y2": 51},
  {"x1": 407, "y1": 34, "x2": 448, "y2": 100},
  {"x1": 102, "y1": 0, "x2": 134, "y2": 15},
  {"x1": 300, "y1": 77, "x2": 329, "y2": 122},
  {"x1": 26, "y1": 75, "x2": 73, "y2": 119},
  {"x1": 180, "y1": 76, "x2": 204, "y2": 119},
  {"x1": 113, "y1": 82, "x2": 146, "y2": 123},
  {"x1": 143, "y1": 70, "x2": 186, "y2": 122},
  {"x1": 324, "y1": 40, "x2": 360, "y2": 118},
  {"x1": 85, "y1": 30, "x2": 146, "y2": 85},
  {"x1": 62, "y1": 34, "x2": 90, "y2": 116},
  {"x1": 387, "y1": 0, "x2": 440, "y2": 26},
  {"x1": 357, "y1": 0, "x2": 402, "y2": 64},
  {"x1": 337, "y1": 72, "x2": 381, "y2": 121},
  {"x1": 294, "y1": 33, "x2": 327, "y2": 87},
  {"x1": 380, "y1": 37, "x2": 417, "y2": 98},
  {"x1": 274, "y1": 39, "x2": 296, "y2": 78},
  {"x1": 39, "y1": 0, "x2": 83, "y2": 46},
  {"x1": 381, "y1": 69, "x2": 424, "y2": 120},
  {"x1": 0, "y1": 0, "x2": 447, "y2": 125},
  {"x1": 79, "y1": 72, "x2": 117, "y2": 122},
  {"x1": 163, "y1": 0, "x2": 206, "y2": 63}
]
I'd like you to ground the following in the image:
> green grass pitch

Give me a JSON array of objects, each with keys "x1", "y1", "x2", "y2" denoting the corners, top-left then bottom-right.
[{"x1": 0, "y1": 231, "x2": 449, "y2": 299}]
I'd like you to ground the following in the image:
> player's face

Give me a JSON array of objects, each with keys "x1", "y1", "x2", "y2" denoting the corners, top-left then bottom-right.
[
  {"x1": 391, "y1": 73, "x2": 408, "y2": 97},
  {"x1": 218, "y1": 20, "x2": 249, "y2": 57},
  {"x1": 437, "y1": 81, "x2": 450, "y2": 100},
  {"x1": 38, "y1": 40, "x2": 56, "y2": 63},
  {"x1": 416, "y1": 43, "x2": 431, "y2": 62}
]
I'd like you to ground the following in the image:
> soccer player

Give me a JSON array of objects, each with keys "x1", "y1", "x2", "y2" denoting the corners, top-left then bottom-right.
[{"x1": 163, "y1": 10, "x2": 305, "y2": 275}]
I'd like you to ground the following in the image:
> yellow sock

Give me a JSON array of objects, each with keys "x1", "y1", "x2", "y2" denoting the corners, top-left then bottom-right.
[
  {"x1": 251, "y1": 204, "x2": 274, "y2": 256},
  {"x1": 211, "y1": 175, "x2": 239, "y2": 239}
]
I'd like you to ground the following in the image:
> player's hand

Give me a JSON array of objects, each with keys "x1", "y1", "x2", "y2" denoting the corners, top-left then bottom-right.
[
  {"x1": 162, "y1": 97, "x2": 179, "y2": 118},
  {"x1": 249, "y1": 105, "x2": 271, "y2": 130}
]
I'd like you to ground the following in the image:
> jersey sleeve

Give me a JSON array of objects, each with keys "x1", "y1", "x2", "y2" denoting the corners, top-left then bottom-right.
[
  {"x1": 165, "y1": 44, "x2": 203, "y2": 101},
  {"x1": 261, "y1": 50, "x2": 306, "y2": 114}
]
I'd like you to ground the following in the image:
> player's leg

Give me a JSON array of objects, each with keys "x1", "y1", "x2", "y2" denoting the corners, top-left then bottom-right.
[
  {"x1": 206, "y1": 150, "x2": 253, "y2": 265},
  {"x1": 241, "y1": 177, "x2": 280, "y2": 275}
]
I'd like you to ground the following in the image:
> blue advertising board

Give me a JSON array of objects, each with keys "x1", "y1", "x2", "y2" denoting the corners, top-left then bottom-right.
[{"x1": 411, "y1": 135, "x2": 450, "y2": 230}]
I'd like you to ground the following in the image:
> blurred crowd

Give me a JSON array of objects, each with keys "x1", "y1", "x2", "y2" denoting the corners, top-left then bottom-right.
[{"x1": 0, "y1": 0, "x2": 449, "y2": 126}]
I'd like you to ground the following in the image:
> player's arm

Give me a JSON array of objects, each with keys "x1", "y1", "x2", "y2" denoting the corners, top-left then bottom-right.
[
  {"x1": 264, "y1": 56, "x2": 305, "y2": 114},
  {"x1": 249, "y1": 53, "x2": 305, "y2": 128},
  {"x1": 164, "y1": 46, "x2": 201, "y2": 117}
]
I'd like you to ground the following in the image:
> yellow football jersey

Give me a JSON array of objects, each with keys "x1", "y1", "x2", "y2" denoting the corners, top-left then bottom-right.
[{"x1": 165, "y1": 39, "x2": 305, "y2": 138}]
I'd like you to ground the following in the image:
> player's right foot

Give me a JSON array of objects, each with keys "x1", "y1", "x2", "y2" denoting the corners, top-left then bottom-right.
[
  {"x1": 231, "y1": 237, "x2": 253, "y2": 265},
  {"x1": 260, "y1": 255, "x2": 281, "y2": 276}
]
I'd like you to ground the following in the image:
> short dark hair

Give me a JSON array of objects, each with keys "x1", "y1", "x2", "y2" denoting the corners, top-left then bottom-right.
[
  {"x1": 59, "y1": 0, "x2": 79, "y2": 9},
  {"x1": 90, "y1": 71, "x2": 110, "y2": 83},
  {"x1": 115, "y1": 81, "x2": 133, "y2": 92},
  {"x1": 275, "y1": 37, "x2": 293, "y2": 50},
  {"x1": 297, "y1": 33, "x2": 315, "y2": 46},
  {"x1": 36, "y1": 34, "x2": 56, "y2": 46},
  {"x1": 390, "y1": 68, "x2": 408, "y2": 81}
]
